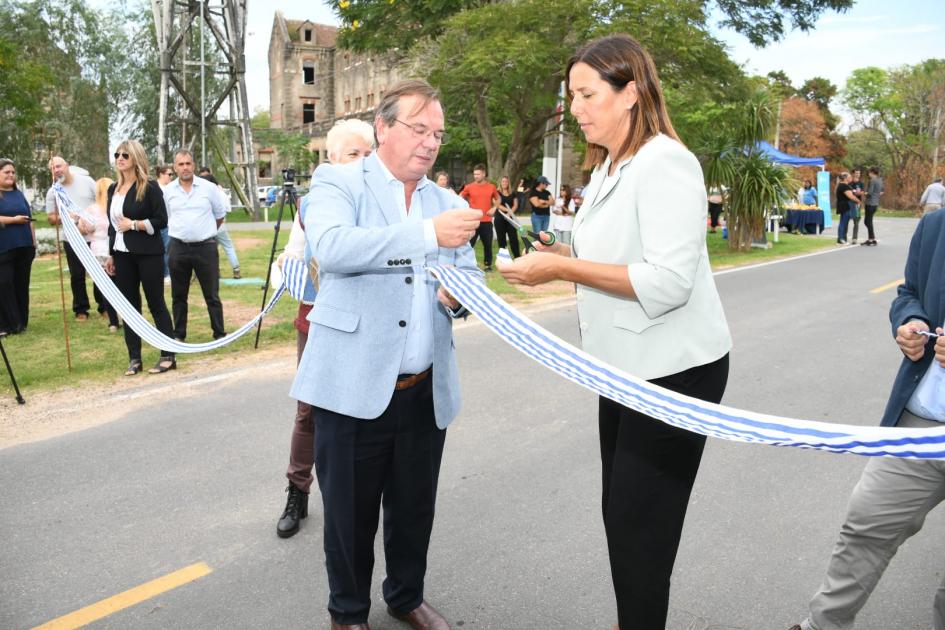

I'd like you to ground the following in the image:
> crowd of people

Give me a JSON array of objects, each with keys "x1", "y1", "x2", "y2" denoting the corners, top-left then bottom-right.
[
  {"x1": 834, "y1": 167, "x2": 884, "y2": 246},
  {"x1": 0, "y1": 148, "x2": 242, "y2": 373},
  {"x1": 429, "y1": 167, "x2": 585, "y2": 272}
]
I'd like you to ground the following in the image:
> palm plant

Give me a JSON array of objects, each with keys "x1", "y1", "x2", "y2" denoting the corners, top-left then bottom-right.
[{"x1": 698, "y1": 88, "x2": 797, "y2": 251}]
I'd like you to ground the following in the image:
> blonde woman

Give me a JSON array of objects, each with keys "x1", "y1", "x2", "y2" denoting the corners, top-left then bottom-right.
[
  {"x1": 103, "y1": 140, "x2": 175, "y2": 375},
  {"x1": 79, "y1": 177, "x2": 120, "y2": 331}
]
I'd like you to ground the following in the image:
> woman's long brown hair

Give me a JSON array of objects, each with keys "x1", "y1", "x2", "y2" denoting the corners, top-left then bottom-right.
[{"x1": 566, "y1": 34, "x2": 680, "y2": 170}]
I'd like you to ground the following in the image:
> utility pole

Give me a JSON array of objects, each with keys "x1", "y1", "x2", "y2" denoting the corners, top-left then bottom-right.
[{"x1": 151, "y1": 0, "x2": 259, "y2": 215}]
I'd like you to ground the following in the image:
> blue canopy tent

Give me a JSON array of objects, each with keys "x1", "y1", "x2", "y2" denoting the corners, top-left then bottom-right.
[
  {"x1": 754, "y1": 141, "x2": 831, "y2": 229},
  {"x1": 754, "y1": 141, "x2": 825, "y2": 168}
]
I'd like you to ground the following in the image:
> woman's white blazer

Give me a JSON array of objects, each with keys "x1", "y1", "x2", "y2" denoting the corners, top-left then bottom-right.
[{"x1": 571, "y1": 134, "x2": 732, "y2": 381}]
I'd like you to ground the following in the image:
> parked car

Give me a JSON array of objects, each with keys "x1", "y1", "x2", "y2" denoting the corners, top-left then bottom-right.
[{"x1": 257, "y1": 185, "x2": 277, "y2": 205}]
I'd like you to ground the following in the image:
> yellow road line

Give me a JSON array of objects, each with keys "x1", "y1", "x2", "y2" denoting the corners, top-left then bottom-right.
[
  {"x1": 33, "y1": 562, "x2": 212, "y2": 630},
  {"x1": 870, "y1": 278, "x2": 904, "y2": 294}
]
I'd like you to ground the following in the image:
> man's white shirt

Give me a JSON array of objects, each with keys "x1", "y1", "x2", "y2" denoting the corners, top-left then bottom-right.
[
  {"x1": 163, "y1": 176, "x2": 226, "y2": 242},
  {"x1": 375, "y1": 155, "x2": 439, "y2": 375}
]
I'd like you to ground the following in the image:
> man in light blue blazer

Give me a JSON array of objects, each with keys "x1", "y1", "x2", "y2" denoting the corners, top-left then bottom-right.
[{"x1": 290, "y1": 80, "x2": 482, "y2": 630}]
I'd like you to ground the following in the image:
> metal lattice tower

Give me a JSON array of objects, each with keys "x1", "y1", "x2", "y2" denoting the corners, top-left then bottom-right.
[{"x1": 151, "y1": 0, "x2": 258, "y2": 214}]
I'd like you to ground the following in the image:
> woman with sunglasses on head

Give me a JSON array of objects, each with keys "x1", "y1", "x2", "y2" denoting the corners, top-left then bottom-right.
[
  {"x1": 499, "y1": 34, "x2": 731, "y2": 630},
  {"x1": 104, "y1": 140, "x2": 176, "y2": 376},
  {"x1": 0, "y1": 158, "x2": 36, "y2": 335}
]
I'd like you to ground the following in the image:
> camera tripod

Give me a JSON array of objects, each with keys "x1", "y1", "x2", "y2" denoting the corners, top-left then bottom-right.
[
  {"x1": 254, "y1": 181, "x2": 300, "y2": 349},
  {"x1": 0, "y1": 332, "x2": 26, "y2": 404}
]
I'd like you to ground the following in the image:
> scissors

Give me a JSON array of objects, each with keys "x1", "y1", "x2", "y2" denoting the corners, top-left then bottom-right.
[{"x1": 496, "y1": 208, "x2": 555, "y2": 252}]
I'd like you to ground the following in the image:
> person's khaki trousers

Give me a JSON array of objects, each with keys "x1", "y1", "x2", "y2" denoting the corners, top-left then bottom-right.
[{"x1": 801, "y1": 411, "x2": 945, "y2": 630}]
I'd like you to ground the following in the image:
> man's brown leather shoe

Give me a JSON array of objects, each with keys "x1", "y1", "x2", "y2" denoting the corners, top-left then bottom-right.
[
  {"x1": 330, "y1": 620, "x2": 370, "y2": 630},
  {"x1": 787, "y1": 626, "x2": 802, "y2": 630},
  {"x1": 387, "y1": 600, "x2": 450, "y2": 629}
]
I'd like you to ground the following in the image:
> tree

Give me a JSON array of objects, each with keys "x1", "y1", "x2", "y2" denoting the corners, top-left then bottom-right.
[
  {"x1": 778, "y1": 96, "x2": 844, "y2": 166},
  {"x1": 0, "y1": 0, "x2": 149, "y2": 185},
  {"x1": 845, "y1": 128, "x2": 891, "y2": 175},
  {"x1": 253, "y1": 127, "x2": 316, "y2": 177},
  {"x1": 700, "y1": 89, "x2": 796, "y2": 251},
  {"x1": 114, "y1": 3, "x2": 162, "y2": 158},
  {"x1": 798, "y1": 76, "x2": 838, "y2": 125},
  {"x1": 0, "y1": 36, "x2": 54, "y2": 185},
  {"x1": 844, "y1": 60, "x2": 945, "y2": 206},
  {"x1": 329, "y1": 0, "x2": 853, "y2": 52},
  {"x1": 329, "y1": 0, "x2": 487, "y2": 55},
  {"x1": 712, "y1": 0, "x2": 852, "y2": 46},
  {"x1": 419, "y1": 0, "x2": 592, "y2": 183},
  {"x1": 766, "y1": 70, "x2": 794, "y2": 98},
  {"x1": 419, "y1": 0, "x2": 744, "y2": 183},
  {"x1": 324, "y1": 0, "x2": 841, "y2": 186}
]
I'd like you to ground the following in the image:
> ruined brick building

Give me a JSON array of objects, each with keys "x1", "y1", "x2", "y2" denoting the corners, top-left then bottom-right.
[
  {"x1": 262, "y1": 11, "x2": 582, "y2": 191},
  {"x1": 262, "y1": 12, "x2": 403, "y2": 181}
]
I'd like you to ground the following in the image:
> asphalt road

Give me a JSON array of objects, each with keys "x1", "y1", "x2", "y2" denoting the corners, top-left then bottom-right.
[{"x1": 3, "y1": 218, "x2": 942, "y2": 630}]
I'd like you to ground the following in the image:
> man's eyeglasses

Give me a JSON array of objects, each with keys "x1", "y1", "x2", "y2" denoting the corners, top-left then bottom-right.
[
  {"x1": 394, "y1": 119, "x2": 448, "y2": 145},
  {"x1": 114, "y1": 152, "x2": 130, "y2": 160}
]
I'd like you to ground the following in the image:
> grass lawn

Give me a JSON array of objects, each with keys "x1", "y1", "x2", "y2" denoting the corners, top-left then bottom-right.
[
  {"x1": 706, "y1": 229, "x2": 836, "y2": 269},
  {"x1": 4, "y1": 216, "x2": 835, "y2": 395},
  {"x1": 4, "y1": 227, "x2": 297, "y2": 390},
  {"x1": 875, "y1": 207, "x2": 918, "y2": 218}
]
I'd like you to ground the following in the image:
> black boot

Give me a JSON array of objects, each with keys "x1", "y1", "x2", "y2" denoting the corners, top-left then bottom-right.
[{"x1": 276, "y1": 483, "x2": 308, "y2": 539}]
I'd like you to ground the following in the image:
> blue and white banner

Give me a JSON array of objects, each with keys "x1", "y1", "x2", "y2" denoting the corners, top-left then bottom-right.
[
  {"x1": 429, "y1": 260, "x2": 945, "y2": 460},
  {"x1": 281, "y1": 257, "x2": 311, "y2": 302},
  {"x1": 53, "y1": 184, "x2": 290, "y2": 354}
]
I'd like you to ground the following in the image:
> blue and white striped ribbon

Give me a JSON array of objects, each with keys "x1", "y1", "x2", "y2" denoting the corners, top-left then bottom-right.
[
  {"x1": 282, "y1": 257, "x2": 310, "y2": 302},
  {"x1": 429, "y1": 259, "x2": 945, "y2": 459},
  {"x1": 53, "y1": 184, "x2": 287, "y2": 354}
]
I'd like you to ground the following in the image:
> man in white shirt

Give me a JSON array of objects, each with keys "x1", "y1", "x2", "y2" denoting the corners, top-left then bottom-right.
[
  {"x1": 163, "y1": 149, "x2": 227, "y2": 341},
  {"x1": 44, "y1": 156, "x2": 102, "y2": 320},
  {"x1": 919, "y1": 177, "x2": 945, "y2": 215}
]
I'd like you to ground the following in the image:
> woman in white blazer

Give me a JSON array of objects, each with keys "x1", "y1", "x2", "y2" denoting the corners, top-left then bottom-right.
[{"x1": 500, "y1": 34, "x2": 732, "y2": 630}]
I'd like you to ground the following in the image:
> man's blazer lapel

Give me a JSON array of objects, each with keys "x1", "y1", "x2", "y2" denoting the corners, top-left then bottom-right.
[{"x1": 362, "y1": 153, "x2": 402, "y2": 226}]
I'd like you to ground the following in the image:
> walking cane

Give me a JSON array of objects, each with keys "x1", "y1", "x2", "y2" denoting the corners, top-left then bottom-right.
[
  {"x1": 54, "y1": 213, "x2": 73, "y2": 371},
  {"x1": 0, "y1": 332, "x2": 26, "y2": 404}
]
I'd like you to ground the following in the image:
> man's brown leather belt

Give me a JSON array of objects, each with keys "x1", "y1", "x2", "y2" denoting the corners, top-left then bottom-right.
[{"x1": 395, "y1": 367, "x2": 432, "y2": 390}]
